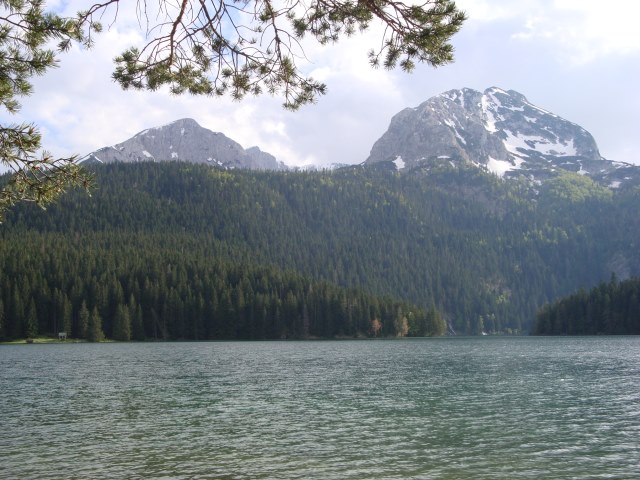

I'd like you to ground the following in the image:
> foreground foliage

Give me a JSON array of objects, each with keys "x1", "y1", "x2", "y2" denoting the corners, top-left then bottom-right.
[
  {"x1": 109, "y1": 0, "x2": 465, "y2": 109},
  {"x1": 0, "y1": 0, "x2": 95, "y2": 220}
]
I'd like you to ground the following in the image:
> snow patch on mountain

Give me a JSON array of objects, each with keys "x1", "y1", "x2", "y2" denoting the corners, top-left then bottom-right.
[
  {"x1": 82, "y1": 118, "x2": 287, "y2": 171},
  {"x1": 486, "y1": 156, "x2": 525, "y2": 178},
  {"x1": 481, "y1": 95, "x2": 499, "y2": 133},
  {"x1": 486, "y1": 157, "x2": 513, "y2": 177},
  {"x1": 365, "y1": 87, "x2": 639, "y2": 188}
]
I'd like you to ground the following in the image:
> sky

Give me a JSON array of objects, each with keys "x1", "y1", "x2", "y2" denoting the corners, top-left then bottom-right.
[{"x1": 3, "y1": 0, "x2": 640, "y2": 169}]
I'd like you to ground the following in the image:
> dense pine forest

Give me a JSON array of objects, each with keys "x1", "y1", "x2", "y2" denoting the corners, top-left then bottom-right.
[
  {"x1": 534, "y1": 276, "x2": 640, "y2": 335},
  {"x1": 0, "y1": 231, "x2": 445, "y2": 341},
  {"x1": 1, "y1": 161, "x2": 638, "y2": 340}
]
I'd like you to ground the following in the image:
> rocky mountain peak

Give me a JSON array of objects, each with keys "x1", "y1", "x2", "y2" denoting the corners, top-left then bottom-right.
[
  {"x1": 365, "y1": 87, "x2": 637, "y2": 188},
  {"x1": 82, "y1": 118, "x2": 286, "y2": 171}
]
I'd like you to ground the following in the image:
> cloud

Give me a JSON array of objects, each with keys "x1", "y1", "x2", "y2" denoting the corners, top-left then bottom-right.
[
  {"x1": 459, "y1": 0, "x2": 640, "y2": 66},
  {"x1": 456, "y1": 0, "x2": 529, "y2": 22}
]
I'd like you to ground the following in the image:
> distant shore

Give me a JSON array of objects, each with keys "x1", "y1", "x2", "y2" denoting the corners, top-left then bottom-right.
[{"x1": 0, "y1": 337, "x2": 87, "y2": 345}]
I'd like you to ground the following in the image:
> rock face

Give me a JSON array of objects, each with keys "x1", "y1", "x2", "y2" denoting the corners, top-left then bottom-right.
[
  {"x1": 82, "y1": 118, "x2": 286, "y2": 171},
  {"x1": 366, "y1": 87, "x2": 638, "y2": 187}
]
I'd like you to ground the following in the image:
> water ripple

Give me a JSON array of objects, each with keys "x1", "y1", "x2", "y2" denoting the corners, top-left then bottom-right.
[{"x1": 1, "y1": 337, "x2": 640, "y2": 479}]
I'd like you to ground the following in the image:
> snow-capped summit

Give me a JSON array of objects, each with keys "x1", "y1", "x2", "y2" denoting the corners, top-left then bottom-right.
[
  {"x1": 82, "y1": 118, "x2": 287, "y2": 171},
  {"x1": 365, "y1": 87, "x2": 637, "y2": 187}
]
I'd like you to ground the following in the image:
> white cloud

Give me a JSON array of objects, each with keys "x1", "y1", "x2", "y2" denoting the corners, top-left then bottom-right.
[
  {"x1": 456, "y1": 0, "x2": 528, "y2": 22},
  {"x1": 261, "y1": 120, "x2": 288, "y2": 138},
  {"x1": 463, "y1": 0, "x2": 640, "y2": 65},
  {"x1": 308, "y1": 66, "x2": 333, "y2": 83}
]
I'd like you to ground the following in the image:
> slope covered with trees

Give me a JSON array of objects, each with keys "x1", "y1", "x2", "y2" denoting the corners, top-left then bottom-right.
[
  {"x1": 0, "y1": 231, "x2": 442, "y2": 341},
  {"x1": 1, "y1": 161, "x2": 638, "y2": 339},
  {"x1": 534, "y1": 276, "x2": 640, "y2": 335}
]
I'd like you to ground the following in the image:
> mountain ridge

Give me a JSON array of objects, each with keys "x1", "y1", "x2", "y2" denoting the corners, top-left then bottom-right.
[
  {"x1": 82, "y1": 118, "x2": 287, "y2": 171},
  {"x1": 80, "y1": 87, "x2": 640, "y2": 188},
  {"x1": 365, "y1": 87, "x2": 639, "y2": 188}
]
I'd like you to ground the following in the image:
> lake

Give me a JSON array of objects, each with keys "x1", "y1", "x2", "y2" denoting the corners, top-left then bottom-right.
[{"x1": 1, "y1": 337, "x2": 639, "y2": 479}]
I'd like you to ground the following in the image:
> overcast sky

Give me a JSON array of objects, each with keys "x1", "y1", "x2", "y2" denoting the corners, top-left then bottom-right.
[{"x1": 3, "y1": 0, "x2": 640, "y2": 168}]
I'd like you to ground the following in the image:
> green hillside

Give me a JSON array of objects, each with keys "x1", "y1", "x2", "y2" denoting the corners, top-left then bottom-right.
[
  {"x1": 534, "y1": 276, "x2": 640, "y2": 335},
  {"x1": 1, "y1": 161, "x2": 638, "y2": 339}
]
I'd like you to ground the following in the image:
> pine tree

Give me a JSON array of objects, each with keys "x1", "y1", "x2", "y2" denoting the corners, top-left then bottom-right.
[
  {"x1": 0, "y1": 0, "x2": 95, "y2": 220},
  {"x1": 78, "y1": 301, "x2": 90, "y2": 340},
  {"x1": 9, "y1": 289, "x2": 25, "y2": 339},
  {"x1": 25, "y1": 299, "x2": 38, "y2": 339},
  {"x1": 0, "y1": 298, "x2": 5, "y2": 339},
  {"x1": 128, "y1": 295, "x2": 145, "y2": 341},
  {"x1": 87, "y1": 306, "x2": 104, "y2": 342},
  {"x1": 112, "y1": 303, "x2": 132, "y2": 341},
  {"x1": 61, "y1": 295, "x2": 73, "y2": 336},
  {"x1": 426, "y1": 308, "x2": 447, "y2": 337}
]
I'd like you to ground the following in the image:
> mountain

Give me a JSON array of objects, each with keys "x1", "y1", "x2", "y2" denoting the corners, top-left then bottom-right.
[
  {"x1": 82, "y1": 118, "x2": 287, "y2": 171},
  {"x1": 365, "y1": 87, "x2": 639, "y2": 188}
]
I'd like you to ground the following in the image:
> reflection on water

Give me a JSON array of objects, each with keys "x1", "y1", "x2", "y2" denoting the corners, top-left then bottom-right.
[{"x1": 1, "y1": 337, "x2": 639, "y2": 479}]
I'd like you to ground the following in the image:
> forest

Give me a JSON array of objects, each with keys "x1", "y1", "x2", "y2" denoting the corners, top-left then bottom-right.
[
  {"x1": 0, "y1": 231, "x2": 446, "y2": 341},
  {"x1": 533, "y1": 276, "x2": 640, "y2": 335},
  {"x1": 1, "y1": 161, "x2": 638, "y2": 340}
]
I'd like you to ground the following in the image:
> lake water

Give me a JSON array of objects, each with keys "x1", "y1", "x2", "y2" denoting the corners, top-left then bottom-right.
[{"x1": 1, "y1": 337, "x2": 639, "y2": 479}]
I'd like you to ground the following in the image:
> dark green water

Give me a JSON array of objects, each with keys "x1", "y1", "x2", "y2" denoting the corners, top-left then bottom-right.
[{"x1": 1, "y1": 337, "x2": 639, "y2": 479}]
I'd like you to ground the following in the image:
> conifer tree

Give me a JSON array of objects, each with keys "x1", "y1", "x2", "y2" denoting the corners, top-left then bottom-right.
[
  {"x1": 0, "y1": 298, "x2": 5, "y2": 339},
  {"x1": 128, "y1": 295, "x2": 145, "y2": 341},
  {"x1": 112, "y1": 303, "x2": 132, "y2": 341},
  {"x1": 425, "y1": 308, "x2": 446, "y2": 336},
  {"x1": 78, "y1": 300, "x2": 89, "y2": 339},
  {"x1": 10, "y1": 289, "x2": 25, "y2": 339},
  {"x1": 87, "y1": 306, "x2": 105, "y2": 342},
  {"x1": 61, "y1": 295, "x2": 72, "y2": 336},
  {"x1": 25, "y1": 298, "x2": 38, "y2": 338},
  {"x1": 0, "y1": 0, "x2": 95, "y2": 220}
]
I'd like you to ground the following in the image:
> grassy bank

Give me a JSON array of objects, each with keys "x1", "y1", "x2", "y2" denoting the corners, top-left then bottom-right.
[{"x1": 0, "y1": 337, "x2": 86, "y2": 345}]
